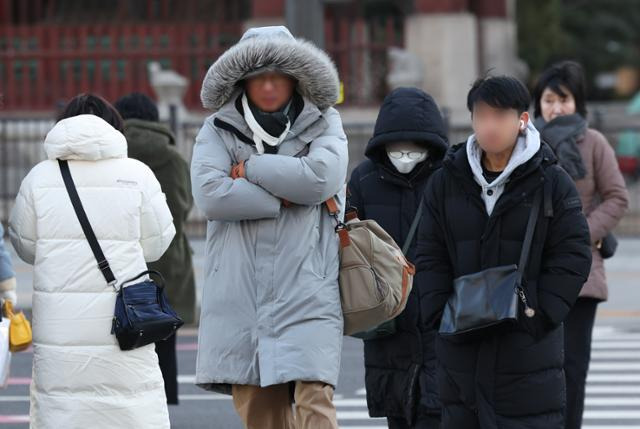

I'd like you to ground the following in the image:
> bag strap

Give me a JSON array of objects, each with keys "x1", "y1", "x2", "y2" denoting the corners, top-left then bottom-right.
[
  {"x1": 517, "y1": 190, "x2": 543, "y2": 276},
  {"x1": 120, "y1": 270, "x2": 166, "y2": 290},
  {"x1": 325, "y1": 197, "x2": 351, "y2": 248},
  {"x1": 402, "y1": 197, "x2": 424, "y2": 255},
  {"x1": 58, "y1": 160, "x2": 117, "y2": 287}
]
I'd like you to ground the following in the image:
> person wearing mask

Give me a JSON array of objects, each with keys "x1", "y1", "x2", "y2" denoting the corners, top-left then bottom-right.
[
  {"x1": 191, "y1": 26, "x2": 348, "y2": 429},
  {"x1": 348, "y1": 87, "x2": 448, "y2": 428},
  {"x1": 9, "y1": 93, "x2": 175, "y2": 428},
  {"x1": 533, "y1": 61, "x2": 629, "y2": 429},
  {"x1": 115, "y1": 92, "x2": 196, "y2": 405},
  {"x1": 415, "y1": 76, "x2": 592, "y2": 428}
]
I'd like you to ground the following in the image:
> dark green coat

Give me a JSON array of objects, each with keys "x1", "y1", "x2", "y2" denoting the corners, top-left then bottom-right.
[{"x1": 124, "y1": 119, "x2": 196, "y2": 324}]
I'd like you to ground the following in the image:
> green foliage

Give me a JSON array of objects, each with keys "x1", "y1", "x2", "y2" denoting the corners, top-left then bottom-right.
[{"x1": 517, "y1": 0, "x2": 640, "y2": 97}]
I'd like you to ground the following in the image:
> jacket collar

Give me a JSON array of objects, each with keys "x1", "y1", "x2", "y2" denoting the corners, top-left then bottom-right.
[
  {"x1": 213, "y1": 89, "x2": 328, "y2": 156},
  {"x1": 444, "y1": 140, "x2": 557, "y2": 217},
  {"x1": 466, "y1": 121, "x2": 541, "y2": 190}
]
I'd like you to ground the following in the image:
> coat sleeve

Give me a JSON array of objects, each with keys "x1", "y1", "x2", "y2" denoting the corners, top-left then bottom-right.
[
  {"x1": 161, "y1": 155, "x2": 193, "y2": 234},
  {"x1": 0, "y1": 224, "x2": 15, "y2": 282},
  {"x1": 0, "y1": 223, "x2": 17, "y2": 304},
  {"x1": 347, "y1": 166, "x2": 365, "y2": 219},
  {"x1": 191, "y1": 119, "x2": 282, "y2": 221},
  {"x1": 414, "y1": 171, "x2": 454, "y2": 330},
  {"x1": 244, "y1": 108, "x2": 349, "y2": 206},
  {"x1": 586, "y1": 131, "x2": 629, "y2": 242},
  {"x1": 140, "y1": 166, "x2": 176, "y2": 262},
  {"x1": 9, "y1": 170, "x2": 37, "y2": 265},
  {"x1": 537, "y1": 166, "x2": 592, "y2": 328}
]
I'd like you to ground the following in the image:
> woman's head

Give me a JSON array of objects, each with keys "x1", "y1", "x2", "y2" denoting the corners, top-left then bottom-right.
[
  {"x1": 534, "y1": 61, "x2": 587, "y2": 122},
  {"x1": 57, "y1": 93, "x2": 124, "y2": 132}
]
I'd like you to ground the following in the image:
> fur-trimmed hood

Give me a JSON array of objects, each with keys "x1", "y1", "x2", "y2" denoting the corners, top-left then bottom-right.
[{"x1": 200, "y1": 26, "x2": 339, "y2": 112}]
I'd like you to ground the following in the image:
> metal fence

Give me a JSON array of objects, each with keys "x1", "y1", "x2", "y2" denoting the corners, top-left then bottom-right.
[
  {"x1": 2, "y1": 114, "x2": 640, "y2": 237},
  {"x1": 1, "y1": 0, "x2": 405, "y2": 110}
]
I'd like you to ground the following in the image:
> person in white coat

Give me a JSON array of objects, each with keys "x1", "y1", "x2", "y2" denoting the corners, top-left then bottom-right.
[{"x1": 9, "y1": 94, "x2": 175, "y2": 428}]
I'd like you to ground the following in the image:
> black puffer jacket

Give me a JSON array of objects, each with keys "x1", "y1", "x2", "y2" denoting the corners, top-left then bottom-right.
[
  {"x1": 415, "y1": 141, "x2": 592, "y2": 428},
  {"x1": 348, "y1": 87, "x2": 448, "y2": 424}
]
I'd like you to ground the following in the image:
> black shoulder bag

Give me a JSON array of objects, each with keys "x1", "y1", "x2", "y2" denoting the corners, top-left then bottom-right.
[
  {"x1": 439, "y1": 190, "x2": 541, "y2": 337},
  {"x1": 58, "y1": 160, "x2": 183, "y2": 351},
  {"x1": 597, "y1": 232, "x2": 618, "y2": 259},
  {"x1": 351, "y1": 197, "x2": 424, "y2": 340}
]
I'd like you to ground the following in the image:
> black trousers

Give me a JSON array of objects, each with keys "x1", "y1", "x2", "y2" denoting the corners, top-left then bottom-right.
[
  {"x1": 563, "y1": 297, "x2": 599, "y2": 429},
  {"x1": 155, "y1": 333, "x2": 179, "y2": 405},
  {"x1": 387, "y1": 415, "x2": 441, "y2": 429}
]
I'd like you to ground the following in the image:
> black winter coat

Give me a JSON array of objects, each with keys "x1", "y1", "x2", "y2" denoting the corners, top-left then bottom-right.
[
  {"x1": 415, "y1": 142, "x2": 592, "y2": 429},
  {"x1": 348, "y1": 87, "x2": 448, "y2": 424}
]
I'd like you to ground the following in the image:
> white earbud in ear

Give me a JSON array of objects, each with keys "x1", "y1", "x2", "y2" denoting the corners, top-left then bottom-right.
[{"x1": 519, "y1": 120, "x2": 525, "y2": 131}]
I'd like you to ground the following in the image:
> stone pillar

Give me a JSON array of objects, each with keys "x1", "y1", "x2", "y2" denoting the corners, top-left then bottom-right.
[
  {"x1": 243, "y1": 0, "x2": 286, "y2": 31},
  {"x1": 147, "y1": 62, "x2": 190, "y2": 158},
  {"x1": 475, "y1": 0, "x2": 528, "y2": 80},
  {"x1": 286, "y1": 0, "x2": 324, "y2": 47},
  {"x1": 404, "y1": 10, "x2": 479, "y2": 125}
]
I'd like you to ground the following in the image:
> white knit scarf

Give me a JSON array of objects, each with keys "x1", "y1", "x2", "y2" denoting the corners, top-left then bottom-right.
[{"x1": 241, "y1": 92, "x2": 291, "y2": 154}]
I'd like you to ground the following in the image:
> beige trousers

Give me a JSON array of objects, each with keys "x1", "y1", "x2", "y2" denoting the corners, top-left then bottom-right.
[{"x1": 231, "y1": 381, "x2": 339, "y2": 429}]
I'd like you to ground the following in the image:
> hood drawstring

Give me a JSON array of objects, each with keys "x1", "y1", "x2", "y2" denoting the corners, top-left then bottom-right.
[{"x1": 242, "y1": 92, "x2": 291, "y2": 154}]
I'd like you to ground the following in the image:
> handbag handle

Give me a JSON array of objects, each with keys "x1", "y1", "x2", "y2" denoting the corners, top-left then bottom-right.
[
  {"x1": 517, "y1": 190, "x2": 542, "y2": 278},
  {"x1": 58, "y1": 160, "x2": 117, "y2": 288},
  {"x1": 120, "y1": 270, "x2": 166, "y2": 290}
]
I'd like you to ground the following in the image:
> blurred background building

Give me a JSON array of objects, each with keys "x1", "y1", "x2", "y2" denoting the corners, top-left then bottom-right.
[{"x1": 2, "y1": 0, "x2": 640, "y2": 236}]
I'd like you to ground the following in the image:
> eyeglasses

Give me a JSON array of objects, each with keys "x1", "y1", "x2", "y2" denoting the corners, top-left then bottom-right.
[{"x1": 388, "y1": 151, "x2": 425, "y2": 160}]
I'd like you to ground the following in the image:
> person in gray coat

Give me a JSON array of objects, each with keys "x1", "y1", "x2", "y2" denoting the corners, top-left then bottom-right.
[{"x1": 191, "y1": 26, "x2": 348, "y2": 429}]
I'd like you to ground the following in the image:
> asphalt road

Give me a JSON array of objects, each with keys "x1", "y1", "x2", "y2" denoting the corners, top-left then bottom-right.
[{"x1": 2, "y1": 239, "x2": 640, "y2": 428}]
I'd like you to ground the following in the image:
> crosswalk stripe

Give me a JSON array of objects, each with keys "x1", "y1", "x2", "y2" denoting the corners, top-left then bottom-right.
[
  {"x1": 591, "y1": 341, "x2": 640, "y2": 349},
  {"x1": 0, "y1": 396, "x2": 28, "y2": 402},
  {"x1": 589, "y1": 362, "x2": 640, "y2": 370},
  {"x1": 340, "y1": 420, "x2": 384, "y2": 429},
  {"x1": 334, "y1": 398, "x2": 368, "y2": 407},
  {"x1": 584, "y1": 397, "x2": 640, "y2": 406},
  {"x1": 587, "y1": 374, "x2": 640, "y2": 382},
  {"x1": 582, "y1": 426, "x2": 640, "y2": 429},
  {"x1": 583, "y1": 410, "x2": 640, "y2": 419},
  {"x1": 586, "y1": 385, "x2": 640, "y2": 394},
  {"x1": 591, "y1": 351, "x2": 640, "y2": 359},
  {"x1": 0, "y1": 415, "x2": 30, "y2": 423},
  {"x1": 337, "y1": 410, "x2": 383, "y2": 420}
]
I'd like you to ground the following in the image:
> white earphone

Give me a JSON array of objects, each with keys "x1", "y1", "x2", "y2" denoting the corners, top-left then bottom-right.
[{"x1": 519, "y1": 120, "x2": 525, "y2": 131}]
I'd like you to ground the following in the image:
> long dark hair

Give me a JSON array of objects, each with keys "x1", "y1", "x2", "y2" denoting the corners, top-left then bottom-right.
[
  {"x1": 533, "y1": 61, "x2": 587, "y2": 119},
  {"x1": 57, "y1": 93, "x2": 124, "y2": 132}
]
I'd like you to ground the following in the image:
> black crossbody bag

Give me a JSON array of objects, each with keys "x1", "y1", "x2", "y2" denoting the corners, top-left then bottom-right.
[
  {"x1": 439, "y1": 190, "x2": 541, "y2": 337},
  {"x1": 59, "y1": 160, "x2": 183, "y2": 351}
]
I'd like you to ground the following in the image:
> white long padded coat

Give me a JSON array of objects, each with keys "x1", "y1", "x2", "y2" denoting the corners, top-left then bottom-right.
[
  {"x1": 192, "y1": 26, "x2": 349, "y2": 393},
  {"x1": 9, "y1": 114, "x2": 175, "y2": 428}
]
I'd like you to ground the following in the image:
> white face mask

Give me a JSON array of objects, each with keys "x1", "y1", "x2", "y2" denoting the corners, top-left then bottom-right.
[{"x1": 386, "y1": 141, "x2": 428, "y2": 174}]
